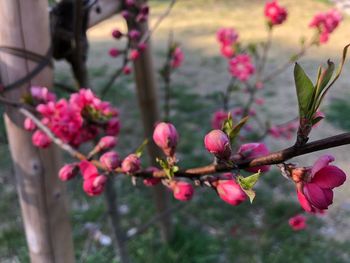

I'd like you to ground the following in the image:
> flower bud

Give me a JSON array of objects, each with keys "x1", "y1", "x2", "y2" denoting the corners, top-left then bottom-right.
[
  {"x1": 237, "y1": 143, "x2": 270, "y2": 173},
  {"x1": 123, "y1": 66, "x2": 132, "y2": 75},
  {"x1": 59, "y1": 163, "x2": 78, "y2": 181},
  {"x1": 100, "y1": 151, "x2": 121, "y2": 171},
  {"x1": 172, "y1": 181, "x2": 194, "y2": 201},
  {"x1": 153, "y1": 122, "x2": 179, "y2": 156},
  {"x1": 112, "y1": 29, "x2": 123, "y2": 39},
  {"x1": 288, "y1": 214, "x2": 307, "y2": 231},
  {"x1": 109, "y1": 48, "x2": 120, "y2": 58},
  {"x1": 32, "y1": 130, "x2": 51, "y2": 148},
  {"x1": 216, "y1": 180, "x2": 246, "y2": 206},
  {"x1": 98, "y1": 136, "x2": 117, "y2": 150},
  {"x1": 121, "y1": 10, "x2": 130, "y2": 19},
  {"x1": 129, "y1": 49, "x2": 140, "y2": 60},
  {"x1": 128, "y1": 29, "x2": 141, "y2": 40},
  {"x1": 83, "y1": 175, "x2": 107, "y2": 196},
  {"x1": 204, "y1": 129, "x2": 231, "y2": 160},
  {"x1": 24, "y1": 117, "x2": 36, "y2": 131},
  {"x1": 121, "y1": 154, "x2": 141, "y2": 174}
]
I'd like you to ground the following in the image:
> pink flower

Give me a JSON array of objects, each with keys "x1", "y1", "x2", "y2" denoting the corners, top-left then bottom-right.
[
  {"x1": 309, "y1": 9, "x2": 342, "y2": 44},
  {"x1": 216, "y1": 179, "x2": 246, "y2": 206},
  {"x1": 288, "y1": 214, "x2": 307, "y2": 231},
  {"x1": 109, "y1": 48, "x2": 120, "y2": 57},
  {"x1": 24, "y1": 117, "x2": 36, "y2": 131},
  {"x1": 264, "y1": 0, "x2": 288, "y2": 26},
  {"x1": 220, "y1": 44, "x2": 235, "y2": 58},
  {"x1": 171, "y1": 47, "x2": 184, "y2": 69},
  {"x1": 59, "y1": 163, "x2": 78, "y2": 181},
  {"x1": 216, "y1": 27, "x2": 239, "y2": 46},
  {"x1": 30, "y1": 86, "x2": 56, "y2": 102},
  {"x1": 128, "y1": 29, "x2": 141, "y2": 40},
  {"x1": 121, "y1": 154, "x2": 141, "y2": 174},
  {"x1": 105, "y1": 117, "x2": 120, "y2": 136},
  {"x1": 129, "y1": 49, "x2": 140, "y2": 60},
  {"x1": 123, "y1": 66, "x2": 132, "y2": 75},
  {"x1": 98, "y1": 136, "x2": 117, "y2": 150},
  {"x1": 143, "y1": 167, "x2": 161, "y2": 186},
  {"x1": 112, "y1": 29, "x2": 123, "y2": 39},
  {"x1": 229, "y1": 54, "x2": 255, "y2": 82},
  {"x1": 211, "y1": 110, "x2": 229, "y2": 129},
  {"x1": 171, "y1": 181, "x2": 194, "y2": 201},
  {"x1": 153, "y1": 122, "x2": 179, "y2": 156},
  {"x1": 79, "y1": 161, "x2": 107, "y2": 196},
  {"x1": 100, "y1": 151, "x2": 121, "y2": 171},
  {"x1": 204, "y1": 129, "x2": 232, "y2": 160},
  {"x1": 32, "y1": 130, "x2": 51, "y2": 148},
  {"x1": 237, "y1": 143, "x2": 270, "y2": 173},
  {"x1": 297, "y1": 155, "x2": 346, "y2": 213}
]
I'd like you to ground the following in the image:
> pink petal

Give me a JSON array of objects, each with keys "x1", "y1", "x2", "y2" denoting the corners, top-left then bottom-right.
[
  {"x1": 311, "y1": 155, "x2": 335, "y2": 176},
  {"x1": 304, "y1": 183, "x2": 332, "y2": 210},
  {"x1": 297, "y1": 190, "x2": 314, "y2": 213},
  {"x1": 79, "y1": 160, "x2": 98, "y2": 180},
  {"x1": 312, "y1": 165, "x2": 346, "y2": 189}
]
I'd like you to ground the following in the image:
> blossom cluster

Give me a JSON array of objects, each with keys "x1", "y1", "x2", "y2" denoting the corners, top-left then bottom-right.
[{"x1": 25, "y1": 87, "x2": 120, "y2": 148}]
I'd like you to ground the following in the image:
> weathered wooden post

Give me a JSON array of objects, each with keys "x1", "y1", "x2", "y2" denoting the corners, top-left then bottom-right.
[
  {"x1": 0, "y1": 1, "x2": 75, "y2": 262},
  {"x1": 127, "y1": 10, "x2": 173, "y2": 242}
]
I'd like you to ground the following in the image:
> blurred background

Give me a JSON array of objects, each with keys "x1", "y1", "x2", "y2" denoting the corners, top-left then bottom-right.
[{"x1": 1, "y1": 0, "x2": 350, "y2": 262}]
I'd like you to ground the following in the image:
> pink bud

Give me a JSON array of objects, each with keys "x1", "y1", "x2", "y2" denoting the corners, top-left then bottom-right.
[
  {"x1": 109, "y1": 48, "x2": 120, "y2": 58},
  {"x1": 216, "y1": 180, "x2": 246, "y2": 206},
  {"x1": 172, "y1": 181, "x2": 194, "y2": 201},
  {"x1": 105, "y1": 117, "x2": 120, "y2": 136},
  {"x1": 140, "y1": 5, "x2": 149, "y2": 15},
  {"x1": 143, "y1": 167, "x2": 161, "y2": 186},
  {"x1": 24, "y1": 117, "x2": 36, "y2": 131},
  {"x1": 32, "y1": 130, "x2": 51, "y2": 148},
  {"x1": 264, "y1": 0, "x2": 288, "y2": 26},
  {"x1": 138, "y1": 43, "x2": 147, "y2": 51},
  {"x1": 128, "y1": 29, "x2": 141, "y2": 40},
  {"x1": 204, "y1": 129, "x2": 232, "y2": 160},
  {"x1": 98, "y1": 136, "x2": 117, "y2": 150},
  {"x1": 136, "y1": 13, "x2": 147, "y2": 23},
  {"x1": 121, "y1": 10, "x2": 130, "y2": 19},
  {"x1": 112, "y1": 29, "x2": 123, "y2": 39},
  {"x1": 59, "y1": 163, "x2": 78, "y2": 181},
  {"x1": 237, "y1": 143, "x2": 270, "y2": 173},
  {"x1": 125, "y1": 0, "x2": 135, "y2": 7},
  {"x1": 100, "y1": 151, "x2": 121, "y2": 171},
  {"x1": 153, "y1": 122, "x2": 179, "y2": 156},
  {"x1": 30, "y1": 86, "x2": 56, "y2": 102},
  {"x1": 288, "y1": 214, "x2": 307, "y2": 231},
  {"x1": 121, "y1": 154, "x2": 141, "y2": 174},
  {"x1": 123, "y1": 66, "x2": 132, "y2": 75},
  {"x1": 83, "y1": 175, "x2": 107, "y2": 196},
  {"x1": 129, "y1": 49, "x2": 140, "y2": 60}
]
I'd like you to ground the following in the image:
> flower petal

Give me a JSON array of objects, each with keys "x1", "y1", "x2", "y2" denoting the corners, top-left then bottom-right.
[
  {"x1": 312, "y1": 165, "x2": 346, "y2": 189},
  {"x1": 311, "y1": 155, "x2": 335, "y2": 176},
  {"x1": 304, "y1": 183, "x2": 333, "y2": 210},
  {"x1": 297, "y1": 190, "x2": 314, "y2": 213}
]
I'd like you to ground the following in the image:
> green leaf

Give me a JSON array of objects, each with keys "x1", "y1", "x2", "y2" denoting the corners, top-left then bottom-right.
[
  {"x1": 229, "y1": 116, "x2": 249, "y2": 141},
  {"x1": 311, "y1": 115, "x2": 324, "y2": 126},
  {"x1": 135, "y1": 139, "x2": 148, "y2": 158},
  {"x1": 294, "y1": 63, "x2": 315, "y2": 117},
  {"x1": 222, "y1": 113, "x2": 233, "y2": 135},
  {"x1": 242, "y1": 189, "x2": 256, "y2": 203},
  {"x1": 237, "y1": 171, "x2": 261, "y2": 203}
]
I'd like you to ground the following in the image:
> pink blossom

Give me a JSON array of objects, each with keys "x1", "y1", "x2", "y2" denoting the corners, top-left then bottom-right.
[
  {"x1": 211, "y1": 110, "x2": 229, "y2": 129},
  {"x1": 30, "y1": 86, "x2": 56, "y2": 102},
  {"x1": 220, "y1": 44, "x2": 235, "y2": 58},
  {"x1": 204, "y1": 129, "x2": 232, "y2": 160},
  {"x1": 24, "y1": 117, "x2": 36, "y2": 131},
  {"x1": 264, "y1": 0, "x2": 288, "y2": 26},
  {"x1": 59, "y1": 163, "x2": 78, "y2": 181},
  {"x1": 83, "y1": 175, "x2": 107, "y2": 196},
  {"x1": 105, "y1": 117, "x2": 120, "y2": 136},
  {"x1": 129, "y1": 49, "x2": 140, "y2": 60},
  {"x1": 100, "y1": 151, "x2": 121, "y2": 171},
  {"x1": 121, "y1": 154, "x2": 141, "y2": 174},
  {"x1": 109, "y1": 48, "x2": 120, "y2": 57},
  {"x1": 288, "y1": 214, "x2": 307, "y2": 231},
  {"x1": 216, "y1": 27, "x2": 239, "y2": 46},
  {"x1": 153, "y1": 122, "x2": 179, "y2": 156},
  {"x1": 98, "y1": 136, "x2": 117, "y2": 150},
  {"x1": 121, "y1": 10, "x2": 130, "y2": 19},
  {"x1": 32, "y1": 130, "x2": 51, "y2": 148},
  {"x1": 216, "y1": 179, "x2": 246, "y2": 206},
  {"x1": 229, "y1": 54, "x2": 255, "y2": 82},
  {"x1": 237, "y1": 143, "x2": 270, "y2": 173},
  {"x1": 171, "y1": 47, "x2": 184, "y2": 69},
  {"x1": 123, "y1": 66, "x2": 132, "y2": 75},
  {"x1": 309, "y1": 9, "x2": 342, "y2": 44},
  {"x1": 171, "y1": 181, "x2": 194, "y2": 201},
  {"x1": 297, "y1": 155, "x2": 346, "y2": 213}
]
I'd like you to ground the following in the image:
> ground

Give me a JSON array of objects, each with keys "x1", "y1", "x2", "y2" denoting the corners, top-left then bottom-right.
[{"x1": 1, "y1": 0, "x2": 350, "y2": 262}]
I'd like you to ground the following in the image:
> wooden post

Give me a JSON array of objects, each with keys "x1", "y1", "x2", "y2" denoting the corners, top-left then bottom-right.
[
  {"x1": 127, "y1": 21, "x2": 172, "y2": 242},
  {"x1": 0, "y1": 1, "x2": 75, "y2": 262}
]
